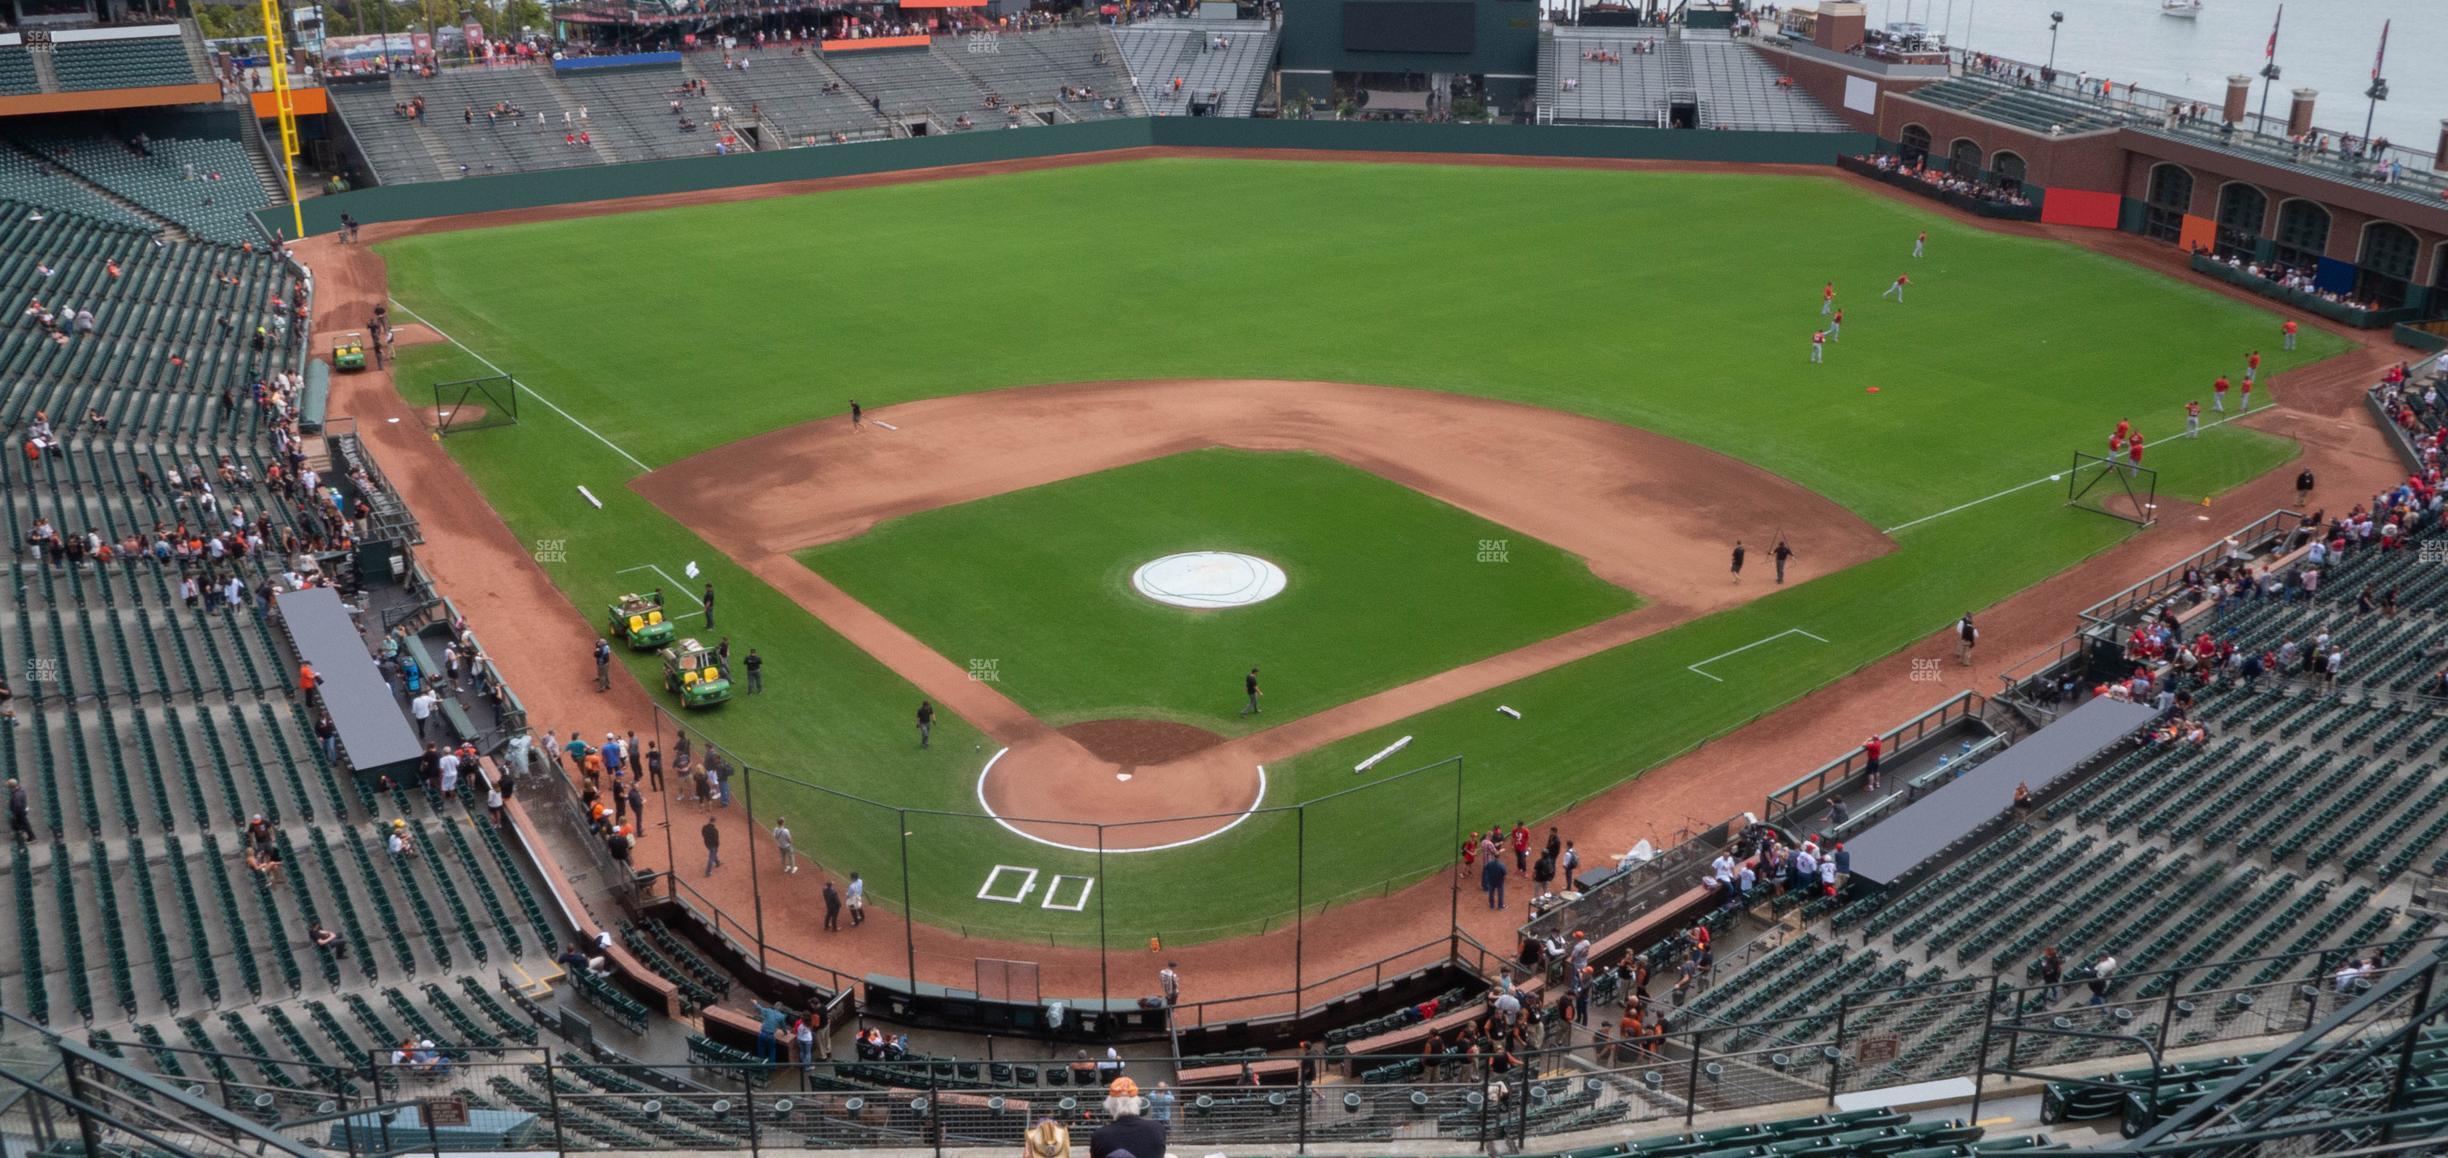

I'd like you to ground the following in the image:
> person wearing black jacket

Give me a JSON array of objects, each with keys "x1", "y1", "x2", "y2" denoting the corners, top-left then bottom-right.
[{"x1": 1089, "y1": 1078, "x2": 1167, "y2": 1158}]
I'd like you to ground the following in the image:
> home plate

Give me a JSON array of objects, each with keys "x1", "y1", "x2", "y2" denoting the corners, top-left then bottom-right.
[{"x1": 1116, "y1": 773, "x2": 1133, "y2": 782}]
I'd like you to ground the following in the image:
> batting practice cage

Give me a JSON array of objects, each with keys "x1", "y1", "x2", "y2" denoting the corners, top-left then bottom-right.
[
  {"x1": 430, "y1": 373, "x2": 520, "y2": 435},
  {"x1": 2067, "y1": 451, "x2": 2158, "y2": 526}
]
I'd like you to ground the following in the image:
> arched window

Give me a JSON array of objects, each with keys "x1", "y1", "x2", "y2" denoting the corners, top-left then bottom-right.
[
  {"x1": 1898, "y1": 123, "x2": 1932, "y2": 167},
  {"x1": 2213, "y1": 183, "x2": 2266, "y2": 261},
  {"x1": 2142, "y1": 164, "x2": 2193, "y2": 244},
  {"x1": 2356, "y1": 222, "x2": 2419, "y2": 309},
  {"x1": 2271, "y1": 199, "x2": 2331, "y2": 272},
  {"x1": 1948, "y1": 138, "x2": 1982, "y2": 180},
  {"x1": 2432, "y1": 243, "x2": 2448, "y2": 320},
  {"x1": 1990, "y1": 151, "x2": 2027, "y2": 195}
]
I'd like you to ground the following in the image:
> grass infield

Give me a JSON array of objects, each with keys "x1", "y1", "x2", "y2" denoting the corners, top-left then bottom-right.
[
  {"x1": 382, "y1": 157, "x2": 2332, "y2": 944},
  {"x1": 798, "y1": 448, "x2": 1639, "y2": 732}
]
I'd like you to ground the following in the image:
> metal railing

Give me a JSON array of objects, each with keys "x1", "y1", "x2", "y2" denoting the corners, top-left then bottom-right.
[
  {"x1": 2078, "y1": 508, "x2": 2307, "y2": 626},
  {"x1": 1763, "y1": 690, "x2": 1986, "y2": 825}
]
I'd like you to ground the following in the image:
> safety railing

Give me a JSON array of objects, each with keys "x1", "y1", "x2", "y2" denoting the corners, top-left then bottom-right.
[
  {"x1": 2078, "y1": 508, "x2": 2307, "y2": 626},
  {"x1": 1763, "y1": 690, "x2": 1985, "y2": 826}
]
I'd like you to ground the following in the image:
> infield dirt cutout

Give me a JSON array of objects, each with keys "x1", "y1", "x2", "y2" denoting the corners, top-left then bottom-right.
[{"x1": 632, "y1": 377, "x2": 1893, "y2": 851}]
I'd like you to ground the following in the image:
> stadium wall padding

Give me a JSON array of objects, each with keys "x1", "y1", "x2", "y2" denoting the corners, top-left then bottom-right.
[
  {"x1": 277, "y1": 120, "x2": 1876, "y2": 234},
  {"x1": 2037, "y1": 186, "x2": 2119, "y2": 230}
]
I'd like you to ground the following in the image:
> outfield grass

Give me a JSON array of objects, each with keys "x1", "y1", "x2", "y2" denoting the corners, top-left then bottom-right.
[
  {"x1": 798, "y1": 448, "x2": 1639, "y2": 731},
  {"x1": 381, "y1": 157, "x2": 2331, "y2": 945}
]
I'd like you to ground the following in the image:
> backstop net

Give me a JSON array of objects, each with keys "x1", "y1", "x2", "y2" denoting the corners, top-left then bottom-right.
[
  {"x1": 2067, "y1": 451, "x2": 2158, "y2": 526},
  {"x1": 430, "y1": 373, "x2": 520, "y2": 435}
]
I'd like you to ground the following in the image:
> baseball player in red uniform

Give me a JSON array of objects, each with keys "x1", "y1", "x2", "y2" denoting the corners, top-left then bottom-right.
[
  {"x1": 2212, "y1": 374, "x2": 2231, "y2": 412},
  {"x1": 1811, "y1": 328, "x2": 1827, "y2": 364},
  {"x1": 2112, "y1": 418, "x2": 2132, "y2": 449},
  {"x1": 1912, "y1": 230, "x2": 1927, "y2": 258},
  {"x1": 1821, "y1": 281, "x2": 1836, "y2": 316},
  {"x1": 1882, "y1": 274, "x2": 1910, "y2": 302},
  {"x1": 2128, "y1": 431, "x2": 2147, "y2": 472},
  {"x1": 2245, "y1": 349, "x2": 2262, "y2": 384},
  {"x1": 2282, "y1": 319, "x2": 2298, "y2": 351},
  {"x1": 2184, "y1": 400, "x2": 2201, "y2": 438},
  {"x1": 1828, "y1": 308, "x2": 1843, "y2": 342},
  {"x1": 2240, "y1": 370, "x2": 2256, "y2": 411}
]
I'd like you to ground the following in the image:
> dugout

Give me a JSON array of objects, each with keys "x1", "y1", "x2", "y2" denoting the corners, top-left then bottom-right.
[
  {"x1": 1277, "y1": 0, "x2": 1540, "y2": 118},
  {"x1": 277, "y1": 585, "x2": 423, "y2": 784}
]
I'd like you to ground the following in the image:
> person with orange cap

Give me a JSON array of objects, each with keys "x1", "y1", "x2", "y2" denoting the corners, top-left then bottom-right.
[{"x1": 1091, "y1": 1077, "x2": 1166, "y2": 1158}]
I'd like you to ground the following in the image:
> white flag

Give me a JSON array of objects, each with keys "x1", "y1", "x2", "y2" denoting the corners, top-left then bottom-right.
[{"x1": 683, "y1": 561, "x2": 700, "y2": 579}]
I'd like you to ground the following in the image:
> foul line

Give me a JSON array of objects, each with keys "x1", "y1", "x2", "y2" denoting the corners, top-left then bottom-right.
[
  {"x1": 1688, "y1": 629, "x2": 1828, "y2": 683},
  {"x1": 385, "y1": 296, "x2": 653, "y2": 474},
  {"x1": 974, "y1": 747, "x2": 1269, "y2": 854},
  {"x1": 1879, "y1": 403, "x2": 2268, "y2": 536},
  {"x1": 614, "y1": 564, "x2": 705, "y2": 619}
]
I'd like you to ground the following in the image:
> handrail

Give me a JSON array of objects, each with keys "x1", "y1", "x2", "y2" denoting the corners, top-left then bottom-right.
[
  {"x1": 1763, "y1": 690, "x2": 1983, "y2": 824},
  {"x1": 2078, "y1": 508, "x2": 2305, "y2": 626}
]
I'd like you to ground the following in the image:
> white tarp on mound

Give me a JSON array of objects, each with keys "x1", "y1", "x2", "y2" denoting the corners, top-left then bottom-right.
[{"x1": 1132, "y1": 552, "x2": 1287, "y2": 609}]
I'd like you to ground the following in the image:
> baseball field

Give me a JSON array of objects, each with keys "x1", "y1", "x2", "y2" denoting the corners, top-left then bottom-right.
[{"x1": 376, "y1": 155, "x2": 2339, "y2": 945}]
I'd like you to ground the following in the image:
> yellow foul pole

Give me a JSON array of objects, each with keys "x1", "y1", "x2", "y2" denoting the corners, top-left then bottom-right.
[{"x1": 255, "y1": 0, "x2": 307, "y2": 239}]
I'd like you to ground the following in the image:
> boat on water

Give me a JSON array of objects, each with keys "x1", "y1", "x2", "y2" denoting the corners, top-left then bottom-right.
[{"x1": 2159, "y1": 0, "x2": 2202, "y2": 18}]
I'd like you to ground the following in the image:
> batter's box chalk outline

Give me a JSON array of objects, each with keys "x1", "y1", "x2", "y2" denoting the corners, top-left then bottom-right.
[
  {"x1": 1040, "y1": 875, "x2": 1096, "y2": 912},
  {"x1": 978, "y1": 865, "x2": 1040, "y2": 904}
]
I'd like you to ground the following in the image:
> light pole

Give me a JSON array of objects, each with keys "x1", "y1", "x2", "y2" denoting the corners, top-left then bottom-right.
[{"x1": 2045, "y1": 10, "x2": 2063, "y2": 75}]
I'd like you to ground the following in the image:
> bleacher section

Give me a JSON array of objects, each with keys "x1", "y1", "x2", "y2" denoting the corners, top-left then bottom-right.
[
  {"x1": 0, "y1": 47, "x2": 40, "y2": 97},
  {"x1": 327, "y1": 69, "x2": 611, "y2": 184},
  {"x1": 820, "y1": 47, "x2": 993, "y2": 125},
  {"x1": 1108, "y1": 19, "x2": 1278, "y2": 118},
  {"x1": 15, "y1": 135, "x2": 276, "y2": 245},
  {"x1": 1544, "y1": 30, "x2": 1670, "y2": 127},
  {"x1": 50, "y1": 36, "x2": 202, "y2": 93},
  {"x1": 0, "y1": 148, "x2": 146, "y2": 230},
  {"x1": 938, "y1": 27, "x2": 1141, "y2": 120},
  {"x1": 1896, "y1": 75, "x2": 2124, "y2": 135},
  {"x1": 0, "y1": 182, "x2": 588, "y2": 1134},
  {"x1": 1544, "y1": 29, "x2": 1843, "y2": 131},
  {"x1": 683, "y1": 49, "x2": 891, "y2": 145}
]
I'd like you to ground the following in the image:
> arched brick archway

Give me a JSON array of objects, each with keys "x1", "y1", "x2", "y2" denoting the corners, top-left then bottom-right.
[
  {"x1": 1898, "y1": 123, "x2": 1932, "y2": 167},
  {"x1": 1990, "y1": 151, "x2": 2027, "y2": 194},
  {"x1": 2272, "y1": 198, "x2": 2331, "y2": 271},
  {"x1": 1947, "y1": 137, "x2": 1983, "y2": 180},
  {"x1": 2213, "y1": 182, "x2": 2268, "y2": 260},
  {"x1": 2355, "y1": 221, "x2": 2419, "y2": 309},
  {"x1": 2143, "y1": 163, "x2": 2193, "y2": 244}
]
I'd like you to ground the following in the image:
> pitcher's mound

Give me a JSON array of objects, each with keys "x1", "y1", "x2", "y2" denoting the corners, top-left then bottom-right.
[
  {"x1": 422, "y1": 404, "x2": 488, "y2": 429},
  {"x1": 1061, "y1": 719, "x2": 1223, "y2": 766}
]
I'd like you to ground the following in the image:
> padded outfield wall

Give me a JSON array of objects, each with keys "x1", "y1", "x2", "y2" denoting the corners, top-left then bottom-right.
[{"x1": 270, "y1": 119, "x2": 1875, "y2": 235}]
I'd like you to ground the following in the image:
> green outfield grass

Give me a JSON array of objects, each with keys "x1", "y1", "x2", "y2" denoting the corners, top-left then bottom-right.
[
  {"x1": 797, "y1": 448, "x2": 1639, "y2": 731},
  {"x1": 381, "y1": 155, "x2": 2336, "y2": 947}
]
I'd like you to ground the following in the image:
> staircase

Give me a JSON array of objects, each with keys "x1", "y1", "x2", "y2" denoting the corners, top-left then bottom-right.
[
  {"x1": 242, "y1": 122, "x2": 287, "y2": 206},
  {"x1": 27, "y1": 47, "x2": 57, "y2": 93},
  {"x1": 1101, "y1": 29, "x2": 1149, "y2": 116},
  {"x1": 401, "y1": 116, "x2": 461, "y2": 182},
  {"x1": 179, "y1": 21, "x2": 213, "y2": 86},
  {"x1": 1663, "y1": 25, "x2": 1699, "y2": 126}
]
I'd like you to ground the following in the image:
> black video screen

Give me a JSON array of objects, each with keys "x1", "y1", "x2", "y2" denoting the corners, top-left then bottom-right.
[{"x1": 1342, "y1": 1, "x2": 1477, "y2": 53}]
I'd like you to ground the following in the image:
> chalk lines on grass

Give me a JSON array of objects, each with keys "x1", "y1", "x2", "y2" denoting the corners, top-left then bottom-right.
[
  {"x1": 1688, "y1": 628, "x2": 1829, "y2": 683},
  {"x1": 1879, "y1": 403, "x2": 2269, "y2": 535},
  {"x1": 386, "y1": 296, "x2": 652, "y2": 474}
]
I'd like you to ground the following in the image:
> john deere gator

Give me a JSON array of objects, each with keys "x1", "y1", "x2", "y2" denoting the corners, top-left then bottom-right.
[
  {"x1": 607, "y1": 592, "x2": 677, "y2": 650},
  {"x1": 661, "y1": 639, "x2": 731, "y2": 708}
]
